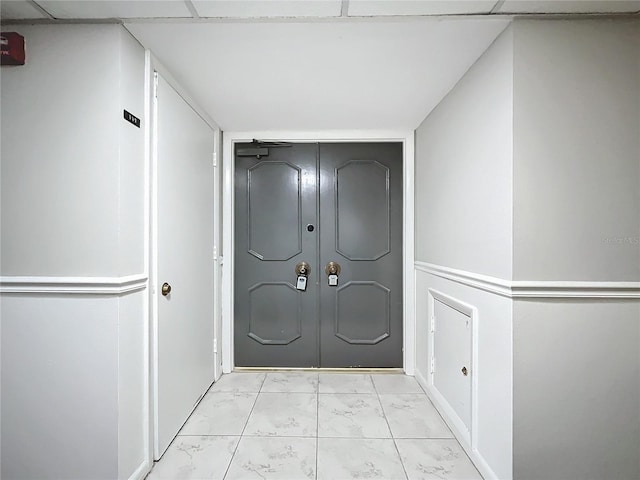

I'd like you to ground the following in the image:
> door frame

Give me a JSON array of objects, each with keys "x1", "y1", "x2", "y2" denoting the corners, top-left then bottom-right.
[
  {"x1": 222, "y1": 131, "x2": 415, "y2": 374},
  {"x1": 147, "y1": 52, "x2": 223, "y2": 460}
]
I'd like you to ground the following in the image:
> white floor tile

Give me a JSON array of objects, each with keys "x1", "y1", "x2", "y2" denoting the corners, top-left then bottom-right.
[
  {"x1": 379, "y1": 394, "x2": 454, "y2": 439},
  {"x1": 208, "y1": 372, "x2": 265, "y2": 393},
  {"x1": 318, "y1": 373, "x2": 375, "y2": 394},
  {"x1": 318, "y1": 394, "x2": 391, "y2": 438},
  {"x1": 262, "y1": 372, "x2": 319, "y2": 393},
  {"x1": 371, "y1": 374, "x2": 425, "y2": 394},
  {"x1": 225, "y1": 436, "x2": 316, "y2": 480},
  {"x1": 147, "y1": 436, "x2": 238, "y2": 480},
  {"x1": 179, "y1": 392, "x2": 256, "y2": 435},
  {"x1": 147, "y1": 373, "x2": 464, "y2": 480},
  {"x1": 395, "y1": 439, "x2": 482, "y2": 480},
  {"x1": 317, "y1": 438, "x2": 407, "y2": 480},
  {"x1": 244, "y1": 393, "x2": 317, "y2": 437}
]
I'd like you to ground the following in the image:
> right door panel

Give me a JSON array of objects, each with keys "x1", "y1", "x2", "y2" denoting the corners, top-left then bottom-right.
[{"x1": 319, "y1": 143, "x2": 403, "y2": 367}]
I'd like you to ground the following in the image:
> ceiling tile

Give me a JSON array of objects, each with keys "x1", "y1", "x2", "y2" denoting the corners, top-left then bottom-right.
[
  {"x1": 191, "y1": 0, "x2": 342, "y2": 18},
  {"x1": 348, "y1": 0, "x2": 500, "y2": 16},
  {"x1": 1, "y1": 1, "x2": 49, "y2": 20},
  {"x1": 498, "y1": 0, "x2": 640, "y2": 13},
  {"x1": 36, "y1": 0, "x2": 193, "y2": 19}
]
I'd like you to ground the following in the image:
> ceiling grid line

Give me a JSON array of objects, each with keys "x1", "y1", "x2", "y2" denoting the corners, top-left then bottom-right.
[
  {"x1": 184, "y1": 0, "x2": 200, "y2": 19},
  {"x1": 29, "y1": 0, "x2": 55, "y2": 20},
  {"x1": 341, "y1": 0, "x2": 349, "y2": 18},
  {"x1": 491, "y1": 1, "x2": 506, "y2": 14}
]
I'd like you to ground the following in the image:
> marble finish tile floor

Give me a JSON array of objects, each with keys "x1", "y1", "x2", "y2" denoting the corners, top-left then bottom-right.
[{"x1": 147, "y1": 372, "x2": 482, "y2": 480}]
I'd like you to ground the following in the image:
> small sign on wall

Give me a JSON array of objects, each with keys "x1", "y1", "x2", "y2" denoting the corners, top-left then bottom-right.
[
  {"x1": 1, "y1": 32, "x2": 25, "y2": 66},
  {"x1": 123, "y1": 110, "x2": 141, "y2": 128}
]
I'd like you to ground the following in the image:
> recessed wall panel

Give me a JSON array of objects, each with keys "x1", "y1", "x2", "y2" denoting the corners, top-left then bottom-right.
[{"x1": 433, "y1": 298, "x2": 472, "y2": 434}]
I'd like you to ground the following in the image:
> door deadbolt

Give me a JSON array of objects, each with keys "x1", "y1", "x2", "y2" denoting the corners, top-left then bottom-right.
[
  {"x1": 295, "y1": 262, "x2": 310, "y2": 276},
  {"x1": 161, "y1": 282, "x2": 172, "y2": 296},
  {"x1": 461, "y1": 366, "x2": 468, "y2": 376}
]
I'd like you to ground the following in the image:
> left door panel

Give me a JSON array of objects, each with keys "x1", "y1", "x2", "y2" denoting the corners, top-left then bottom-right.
[
  {"x1": 234, "y1": 143, "x2": 319, "y2": 367},
  {"x1": 155, "y1": 75, "x2": 215, "y2": 457}
]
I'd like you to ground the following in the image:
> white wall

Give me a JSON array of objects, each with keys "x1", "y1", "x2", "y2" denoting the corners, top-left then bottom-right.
[
  {"x1": 118, "y1": 291, "x2": 147, "y2": 480},
  {"x1": 414, "y1": 26, "x2": 513, "y2": 279},
  {"x1": 513, "y1": 19, "x2": 640, "y2": 282},
  {"x1": 513, "y1": 299, "x2": 640, "y2": 480},
  {"x1": 414, "y1": 25, "x2": 514, "y2": 480},
  {"x1": 118, "y1": 28, "x2": 147, "y2": 276},
  {"x1": 1, "y1": 25, "x2": 121, "y2": 277},
  {"x1": 511, "y1": 18, "x2": 640, "y2": 480},
  {"x1": 1, "y1": 295, "x2": 119, "y2": 479},
  {"x1": 415, "y1": 17, "x2": 640, "y2": 480},
  {"x1": 1, "y1": 24, "x2": 148, "y2": 480},
  {"x1": 116, "y1": 28, "x2": 148, "y2": 478},
  {"x1": 415, "y1": 270, "x2": 513, "y2": 480}
]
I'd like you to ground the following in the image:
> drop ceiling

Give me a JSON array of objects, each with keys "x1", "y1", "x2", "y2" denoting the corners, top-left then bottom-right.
[
  {"x1": 2, "y1": 1, "x2": 638, "y2": 131},
  {"x1": 3, "y1": 0, "x2": 640, "y2": 20}
]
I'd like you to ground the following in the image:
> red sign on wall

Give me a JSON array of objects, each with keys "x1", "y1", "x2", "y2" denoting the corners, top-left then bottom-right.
[{"x1": 1, "y1": 32, "x2": 25, "y2": 66}]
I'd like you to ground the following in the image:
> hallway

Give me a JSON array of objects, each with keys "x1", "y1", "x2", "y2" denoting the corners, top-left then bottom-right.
[
  {"x1": 147, "y1": 372, "x2": 482, "y2": 480},
  {"x1": 2, "y1": 11, "x2": 638, "y2": 480}
]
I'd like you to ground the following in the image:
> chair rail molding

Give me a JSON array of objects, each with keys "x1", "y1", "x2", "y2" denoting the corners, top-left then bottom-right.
[
  {"x1": 0, "y1": 274, "x2": 148, "y2": 295},
  {"x1": 414, "y1": 261, "x2": 640, "y2": 299}
]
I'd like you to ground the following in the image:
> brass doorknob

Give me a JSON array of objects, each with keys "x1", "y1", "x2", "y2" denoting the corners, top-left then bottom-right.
[
  {"x1": 461, "y1": 366, "x2": 468, "y2": 376},
  {"x1": 325, "y1": 261, "x2": 341, "y2": 276},
  {"x1": 161, "y1": 282, "x2": 172, "y2": 296},
  {"x1": 295, "y1": 262, "x2": 310, "y2": 276}
]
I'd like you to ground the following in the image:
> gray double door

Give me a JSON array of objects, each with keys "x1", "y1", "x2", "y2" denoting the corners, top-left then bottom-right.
[{"x1": 234, "y1": 142, "x2": 403, "y2": 368}]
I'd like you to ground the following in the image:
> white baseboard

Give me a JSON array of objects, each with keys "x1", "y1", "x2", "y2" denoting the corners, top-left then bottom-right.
[
  {"x1": 415, "y1": 368, "x2": 503, "y2": 480},
  {"x1": 127, "y1": 459, "x2": 151, "y2": 480}
]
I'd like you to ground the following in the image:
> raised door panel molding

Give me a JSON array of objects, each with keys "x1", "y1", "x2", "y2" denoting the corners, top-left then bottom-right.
[
  {"x1": 415, "y1": 261, "x2": 640, "y2": 299},
  {"x1": 335, "y1": 280, "x2": 391, "y2": 345},
  {"x1": 247, "y1": 161, "x2": 302, "y2": 261},
  {"x1": 0, "y1": 274, "x2": 147, "y2": 294},
  {"x1": 335, "y1": 160, "x2": 391, "y2": 261},
  {"x1": 247, "y1": 281, "x2": 301, "y2": 345}
]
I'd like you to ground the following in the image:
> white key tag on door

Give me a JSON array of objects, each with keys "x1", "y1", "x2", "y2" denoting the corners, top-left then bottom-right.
[
  {"x1": 328, "y1": 274, "x2": 338, "y2": 286},
  {"x1": 296, "y1": 275, "x2": 308, "y2": 291}
]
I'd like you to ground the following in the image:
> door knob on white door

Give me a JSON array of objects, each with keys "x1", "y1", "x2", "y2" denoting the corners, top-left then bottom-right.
[
  {"x1": 161, "y1": 282, "x2": 172, "y2": 296},
  {"x1": 461, "y1": 366, "x2": 468, "y2": 376}
]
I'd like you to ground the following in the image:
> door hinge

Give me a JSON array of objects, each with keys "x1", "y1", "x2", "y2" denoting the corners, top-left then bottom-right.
[
  {"x1": 430, "y1": 314, "x2": 435, "y2": 333},
  {"x1": 213, "y1": 339, "x2": 218, "y2": 354},
  {"x1": 213, "y1": 245, "x2": 218, "y2": 261},
  {"x1": 430, "y1": 357, "x2": 435, "y2": 374},
  {"x1": 212, "y1": 151, "x2": 217, "y2": 167}
]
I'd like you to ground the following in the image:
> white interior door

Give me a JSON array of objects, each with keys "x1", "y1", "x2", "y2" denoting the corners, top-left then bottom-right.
[
  {"x1": 154, "y1": 73, "x2": 215, "y2": 458},
  {"x1": 433, "y1": 298, "x2": 472, "y2": 433}
]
